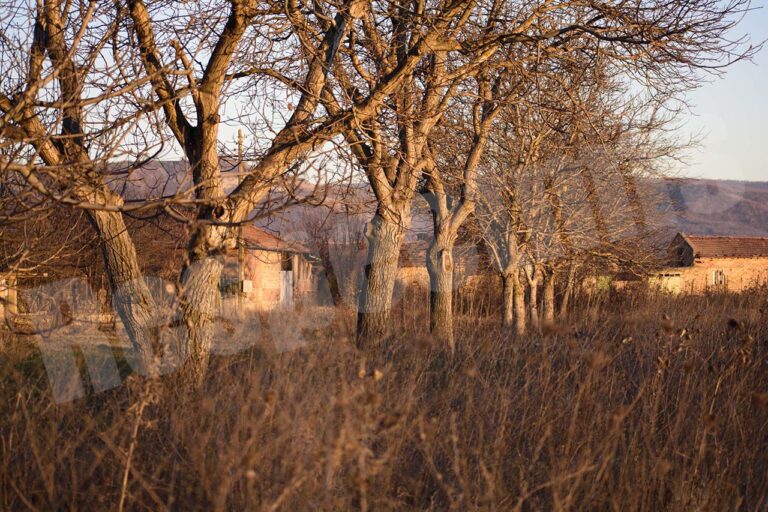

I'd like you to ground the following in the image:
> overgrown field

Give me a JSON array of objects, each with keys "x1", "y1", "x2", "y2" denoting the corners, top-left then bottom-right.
[{"x1": 2, "y1": 290, "x2": 768, "y2": 511}]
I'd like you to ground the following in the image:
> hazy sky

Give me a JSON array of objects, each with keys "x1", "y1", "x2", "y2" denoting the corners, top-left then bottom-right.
[
  {"x1": 170, "y1": 4, "x2": 768, "y2": 184},
  {"x1": 680, "y1": 2, "x2": 768, "y2": 182}
]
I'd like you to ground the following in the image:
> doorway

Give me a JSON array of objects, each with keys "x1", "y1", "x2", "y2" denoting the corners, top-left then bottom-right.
[{"x1": 279, "y1": 253, "x2": 293, "y2": 308}]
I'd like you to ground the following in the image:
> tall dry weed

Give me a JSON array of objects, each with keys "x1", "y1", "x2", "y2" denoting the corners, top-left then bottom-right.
[{"x1": 1, "y1": 290, "x2": 767, "y2": 510}]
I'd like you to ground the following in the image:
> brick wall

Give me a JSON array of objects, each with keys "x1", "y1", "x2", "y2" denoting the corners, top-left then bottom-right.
[
  {"x1": 675, "y1": 257, "x2": 768, "y2": 293},
  {"x1": 243, "y1": 250, "x2": 283, "y2": 309},
  {"x1": 238, "y1": 251, "x2": 318, "y2": 310}
]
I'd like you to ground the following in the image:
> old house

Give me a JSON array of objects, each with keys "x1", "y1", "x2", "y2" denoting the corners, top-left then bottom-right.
[
  {"x1": 131, "y1": 217, "x2": 318, "y2": 312},
  {"x1": 1, "y1": 213, "x2": 318, "y2": 329},
  {"x1": 395, "y1": 239, "x2": 483, "y2": 293},
  {"x1": 104, "y1": 160, "x2": 319, "y2": 310},
  {"x1": 651, "y1": 233, "x2": 768, "y2": 293},
  {"x1": 223, "y1": 225, "x2": 316, "y2": 310}
]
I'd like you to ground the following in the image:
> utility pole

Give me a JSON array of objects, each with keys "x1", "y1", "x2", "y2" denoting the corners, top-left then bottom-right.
[{"x1": 237, "y1": 129, "x2": 245, "y2": 313}]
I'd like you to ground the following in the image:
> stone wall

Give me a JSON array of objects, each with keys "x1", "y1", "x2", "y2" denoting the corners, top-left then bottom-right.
[
  {"x1": 237, "y1": 251, "x2": 317, "y2": 310},
  {"x1": 672, "y1": 257, "x2": 768, "y2": 293},
  {"x1": 243, "y1": 250, "x2": 284, "y2": 308}
]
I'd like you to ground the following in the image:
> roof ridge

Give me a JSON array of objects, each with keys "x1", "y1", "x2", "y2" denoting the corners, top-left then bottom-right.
[
  {"x1": 680, "y1": 233, "x2": 768, "y2": 259},
  {"x1": 687, "y1": 234, "x2": 768, "y2": 240}
]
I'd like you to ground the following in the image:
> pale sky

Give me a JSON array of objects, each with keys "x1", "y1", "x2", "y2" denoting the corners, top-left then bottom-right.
[
  {"x1": 680, "y1": 1, "x2": 768, "y2": 182},
  {"x1": 175, "y1": 4, "x2": 768, "y2": 184}
]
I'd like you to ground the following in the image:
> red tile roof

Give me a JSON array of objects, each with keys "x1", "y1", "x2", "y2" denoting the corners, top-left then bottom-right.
[
  {"x1": 240, "y1": 225, "x2": 310, "y2": 254},
  {"x1": 682, "y1": 234, "x2": 768, "y2": 258}
]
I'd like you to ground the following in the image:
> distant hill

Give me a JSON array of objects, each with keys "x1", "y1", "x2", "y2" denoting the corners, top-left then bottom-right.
[
  {"x1": 262, "y1": 177, "x2": 768, "y2": 244},
  {"x1": 661, "y1": 178, "x2": 768, "y2": 237},
  {"x1": 105, "y1": 161, "x2": 768, "y2": 241}
]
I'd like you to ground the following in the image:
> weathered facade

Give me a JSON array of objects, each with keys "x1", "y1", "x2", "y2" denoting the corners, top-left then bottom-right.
[
  {"x1": 133, "y1": 219, "x2": 318, "y2": 312},
  {"x1": 395, "y1": 240, "x2": 482, "y2": 294},
  {"x1": 651, "y1": 233, "x2": 768, "y2": 293},
  {"x1": 224, "y1": 225, "x2": 316, "y2": 310},
  {"x1": 1, "y1": 215, "x2": 318, "y2": 329}
]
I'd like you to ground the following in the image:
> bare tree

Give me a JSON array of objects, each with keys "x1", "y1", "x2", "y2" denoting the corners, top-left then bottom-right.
[
  {"x1": 1, "y1": 0, "x2": 162, "y2": 369},
  {"x1": 121, "y1": 0, "x2": 367, "y2": 379},
  {"x1": 475, "y1": 34, "x2": 729, "y2": 333},
  {"x1": 0, "y1": 0, "x2": 406, "y2": 380},
  {"x1": 1, "y1": 0, "x2": 758, "y2": 368},
  {"x1": 420, "y1": 70, "x2": 507, "y2": 348},
  {"x1": 350, "y1": 0, "x2": 756, "y2": 345}
]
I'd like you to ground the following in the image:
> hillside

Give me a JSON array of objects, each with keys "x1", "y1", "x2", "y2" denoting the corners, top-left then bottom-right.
[
  {"x1": 662, "y1": 178, "x2": 768, "y2": 236},
  {"x1": 104, "y1": 161, "x2": 768, "y2": 240},
  {"x1": 261, "y1": 177, "x2": 768, "y2": 244}
]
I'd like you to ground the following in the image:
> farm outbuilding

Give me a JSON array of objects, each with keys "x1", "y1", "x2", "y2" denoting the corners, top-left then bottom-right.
[
  {"x1": 132, "y1": 217, "x2": 318, "y2": 312},
  {"x1": 651, "y1": 233, "x2": 768, "y2": 293},
  {"x1": 224, "y1": 225, "x2": 316, "y2": 310},
  {"x1": 0, "y1": 213, "x2": 319, "y2": 330}
]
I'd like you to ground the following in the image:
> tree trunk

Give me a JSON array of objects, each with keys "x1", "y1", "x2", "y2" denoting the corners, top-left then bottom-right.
[
  {"x1": 317, "y1": 238, "x2": 343, "y2": 307},
  {"x1": 559, "y1": 263, "x2": 576, "y2": 319},
  {"x1": 513, "y1": 270, "x2": 526, "y2": 336},
  {"x1": 543, "y1": 270, "x2": 556, "y2": 326},
  {"x1": 502, "y1": 272, "x2": 515, "y2": 328},
  {"x1": 178, "y1": 250, "x2": 225, "y2": 385},
  {"x1": 88, "y1": 210, "x2": 158, "y2": 374},
  {"x1": 176, "y1": 135, "x2": 230, "y2": 383},
  {"x1": 2, "y1": 274, "x2": 18, "y2": 330},
  {"x1": 356, "y1": 216, "x2": 406, "y2": 348},
  {"x1": 581, "y1": 168, "x2": 609, "y2": 244},
  {"x1": 529, "y1": 275, "x2": 539, "y2": 330},
  {"x1": 426, "y1": 236, "x2": 455, "y2": 350},
  {"x1": 6, "y1": 274, "x2": 18, "y2": 316}
]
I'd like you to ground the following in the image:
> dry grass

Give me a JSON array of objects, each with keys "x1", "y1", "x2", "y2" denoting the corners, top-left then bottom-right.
[{"x1": 1, "y1": 290, "x2": 768, "y2": 511}]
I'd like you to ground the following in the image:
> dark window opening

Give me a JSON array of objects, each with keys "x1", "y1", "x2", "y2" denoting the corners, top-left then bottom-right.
[
  {"x1": 281, "y1": 253, "x2": 293, "y2": 271},
  {"x1": 713, "y1": 269, "x2": 727, "y2": 287}
]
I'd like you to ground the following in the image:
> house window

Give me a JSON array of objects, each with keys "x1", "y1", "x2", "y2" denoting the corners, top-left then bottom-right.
[
  {"x1": 280, "y1": 253, "x2": 293, "y2": 271},
  {"x1": 712, "y1": 269, "x2": 727, "y2": 287},
  {"x1": 220, "y1": 276, "x2": 240, "y2": 296}
]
